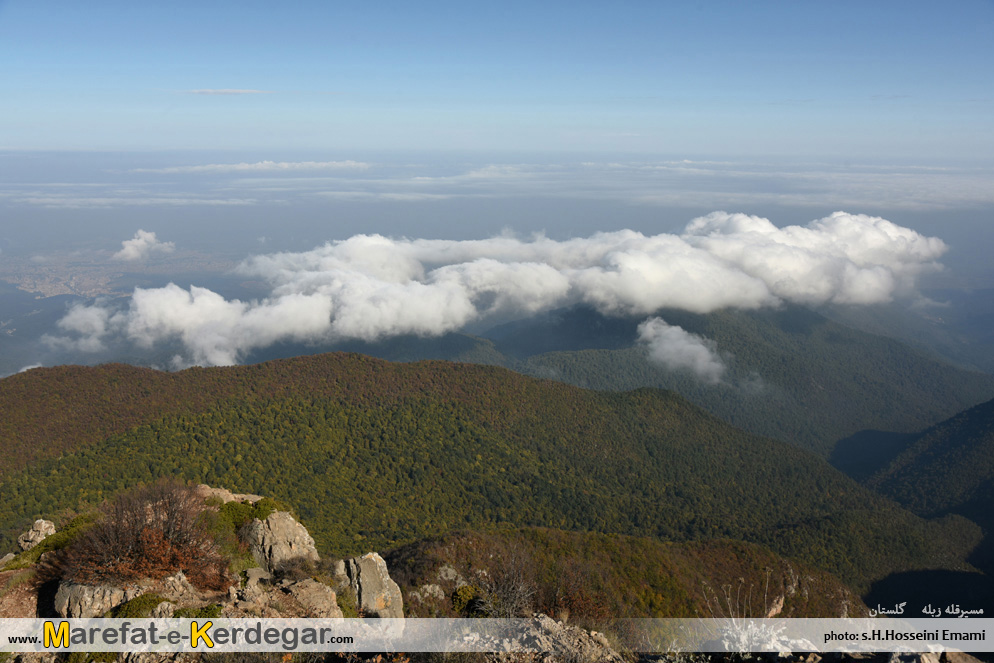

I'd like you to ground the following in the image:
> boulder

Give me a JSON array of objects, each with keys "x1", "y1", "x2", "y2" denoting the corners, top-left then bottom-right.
[
  {"x1": 243, "y1": 511, "x2": 320, "y2": 574},
  {"x1": 149, "y1": 601, "x2": 175, "y2": 618},
  {"x1": 0, "y1": 552, "x2": 15, "y2": 567},
  {"x1": 17, "y1": 520, "x2": 55, "y2": 551},
  {"x1": 346, "y1": 552, "x2": 404, "y2": 618},
  {"x1": 245, "y1": 567, "x2": 271, "y2": 589},
  {"x1": 193, "y1": 484, "x2": 262, "y2": 505},
  {"x1": 468, "y1": 613, "x2": 624, "y2": 663},
  {"x1": 409, "y1": 583, "x2": 445, "y2": 604},
  {"x1": 286, "y1": 579, "x2": 344, "y2": 618},
  {"x1": 944, "y1": 654, "x2": 986, "y2": 663},
  {"x1": 159, "y1": 571, "x2": 199, "y2": 602},
  {"x1": 53, "y1": 582, "x2": 142, "y2": 618}
]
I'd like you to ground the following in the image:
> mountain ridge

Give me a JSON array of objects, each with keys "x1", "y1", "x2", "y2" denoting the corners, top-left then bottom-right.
[{"x1": 0, "y1": 353, "x2": 982, "y2": 594}]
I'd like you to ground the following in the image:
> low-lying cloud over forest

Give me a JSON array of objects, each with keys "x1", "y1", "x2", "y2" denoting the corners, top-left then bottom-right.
[{"x1": 47, "y1": 211, "x2": 947, "y2": 377}]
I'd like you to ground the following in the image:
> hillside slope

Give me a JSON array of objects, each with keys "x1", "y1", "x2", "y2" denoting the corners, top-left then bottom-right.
[
  {"x1": 496, "y1": 306, "x2": 994, "y2": 456},
  {"x1": 863, "y1": 397, "x2": 994, "y2": 518},
  {"x1": 860, "y1": 397, "x2": 994, "y2": 576},
  {"x1": 0, "y1": 354, "x2": 981, "y2": 592},
  {"x1": 243, "y1": 305, "x2": 994, "y2": 455},
  {"x1": 386, "y1": 528, "x2": 868, "y2": 619},
  {"x1": 830, "y1": 396, "x2": 994, "y2": 593}
]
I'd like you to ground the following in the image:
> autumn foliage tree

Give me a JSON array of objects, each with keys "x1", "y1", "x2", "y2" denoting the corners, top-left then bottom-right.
[{"x1": 55, "y1": 480, "x2": 231, "y2": 591}]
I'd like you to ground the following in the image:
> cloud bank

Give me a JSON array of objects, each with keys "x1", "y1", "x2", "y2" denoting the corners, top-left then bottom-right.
[
  {"x1": 113, "y1": 230, "x2": 175, "y2": 261},
  {"x1": 9, "y1": 158, "x2": 991, "y2": 211},
  {"x1": 52, "y1": 212, "x2": 947, "y2": 370},
  {"x1": 132, "y1": 160, "x2": 371, "y2": 174},
  {"x1": 637, "y1": 317, "x2": 726, "y2": 384}
]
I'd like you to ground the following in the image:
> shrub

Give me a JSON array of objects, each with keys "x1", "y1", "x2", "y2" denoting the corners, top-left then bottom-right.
[
  {"x1": 542, "y1": 560, "x2": 609, "y2": 625},
  {"x1": 213, "y1": 498, "x2": 283, "y2": 533},
  {"x1": 201, "y1": 497, "x2": 286, "y2": 570},
  {"x1": 56, "y1": 480, "x2": 232, "y2": 591},
  {"x1": 274, "y1": 555, "x2": 316, "y2": 582},
  {"x1": 174, "y1": 603, "x2": 223, "y2": 619},
  {"x1": 336, "y1": 586, "x2": 359, "y2": 618},
  {"x1": 475, "y1": 545, "x2": 537, "y2": 618},
  {"x1": 106, "y1": 593, "x2": 171, "y2": 618},
  {"x1": 450, "y1": 584, "x2": 481, "y2": 616}
]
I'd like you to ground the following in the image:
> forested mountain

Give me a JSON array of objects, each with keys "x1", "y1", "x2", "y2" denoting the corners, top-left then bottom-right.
[
  {"x1": 832, "y1": 397, "x2": 994, "y2": 578},
  {"x1": 861, "y1": 396, "x2": 994, "y2": 520},
  {"x1": 243, "y1": 304, "x2": 994, "y2": 456},
  {"x1": 506, "y1": 306, "x2": 994, "y2": 456},
  {"x1": 0, "y1": 354, "x2": 982, "y2": 594},
  {"x1": 818, "y1": 288, "x2": 994, "y2": 374}
]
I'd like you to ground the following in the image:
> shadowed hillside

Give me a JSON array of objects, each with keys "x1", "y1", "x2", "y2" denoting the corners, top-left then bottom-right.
[{"x1": 836, "y1": 397, "x2": 994, "y2": 578}]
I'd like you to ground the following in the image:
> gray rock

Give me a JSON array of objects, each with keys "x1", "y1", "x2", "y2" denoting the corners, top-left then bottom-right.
[
  {"x1": 0, "y1": 552, "x2": 15, "y2": 567},
  {"x1": 241, "y1": 568, "x2": 272, "y2": 600},
  {"x1": 53, "y1": 582, "x2": 142, "y2": 618},
  {"x1": 410, "y1": 583, "x2": 445, "y2": 604},
  {"x1": 943, "y1": 653, "x2": 986, "y2": 663},
  {"x1": 286, "y1": 579, "x2": 344, "y2": 618},
  {"x1": 149, "y1": 601, "x2": 175, "y2": 618},
  {"x1": 193, "y1": 484, "x2": 263, "y2": 505},
  {"x1": 17, "y1": 520, "x2": 55, "y2": 551},
  {"x1": 246, "y1": 567, "x2": 271, "y2": 589},
  {"x1": 346, "y1": 552, "x2": 404, "y2": 618},
  {"x1": 243, "y1": 511, "x2": 320, "y2": 574},
  {"x1": 11, "y1": 654, "x2": 59, "y2": 663},
  {"x1": 159, "y1": 571, "x2": 199, "y2": 602},
  {"x1": 488, "y1": 613, "x2": 625, "y2": 663},
  {"x1": 438, "y1": 563, "x2": 466, "y2": 587}
]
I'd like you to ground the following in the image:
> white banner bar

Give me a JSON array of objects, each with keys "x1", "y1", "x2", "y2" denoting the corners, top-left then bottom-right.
[{"x1": 0, "y1": 618, "x2": 990, "y2": 653}]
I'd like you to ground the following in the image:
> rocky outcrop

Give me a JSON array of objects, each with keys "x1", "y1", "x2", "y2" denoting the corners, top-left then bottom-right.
[
  {"x1": 53, "y1": 582, "x2": 143, "y2": 618},
  {"x1": 243, "y1": 511, "x2": 320, "y2": 574},
  {"x1": 193, "y1": 484, "x2": 262, "y2": 505},
  {"x1": 409, "y1": 582, "x2": 445, "y2": 605},
  {"x1": 346, "y1": 552, "x2": 404, "y2": 618},
  {"x1": 463, "y1": 613, "x2": 624, "y2": 663},
  {"x1": 17, "y1": 520, "x2": 55, "y2": 551},
  {"x1": 159, "y1": 570, "x2": 200, "y2": 602},
  {"x1": 21, "y1": 488, "x2": 409, "y2": 624},
  {"x1": 52, "y1": 570, "x2": 211, "y2": 619},
  {"x1": 286, "y1": 578, "x2": 344, "y2": 618}
]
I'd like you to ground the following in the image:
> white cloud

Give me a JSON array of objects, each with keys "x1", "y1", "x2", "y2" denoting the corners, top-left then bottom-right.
[
  {"x1": 682, "y1": 211, "x2": 947, "y2": 305},
  {"x1": 113, "y1": 230, "x2": 176, "y2": 261},
  {"x1": 42, "y1": 301, "x2": 122, "y2": 352},
  {"x1": 637, "y1": 317, "x2": 726, "y2": 383},
  {"x1": 133, "y1": 160, "x2": 371, "y2": 174},
  {"x1": 124, "y1": 284, "x2": 334, "y2": 366},
  {"x1": 51, "y1": 212, "x2": 948, "y2": 367},
  {"x1": 13, "y1": 195, "x2": 256, "y2": 209}
]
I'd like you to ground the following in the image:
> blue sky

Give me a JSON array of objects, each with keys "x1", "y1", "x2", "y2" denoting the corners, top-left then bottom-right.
[{"x1": 2, "y1": 0, "x2": 993, "y2": 159}]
